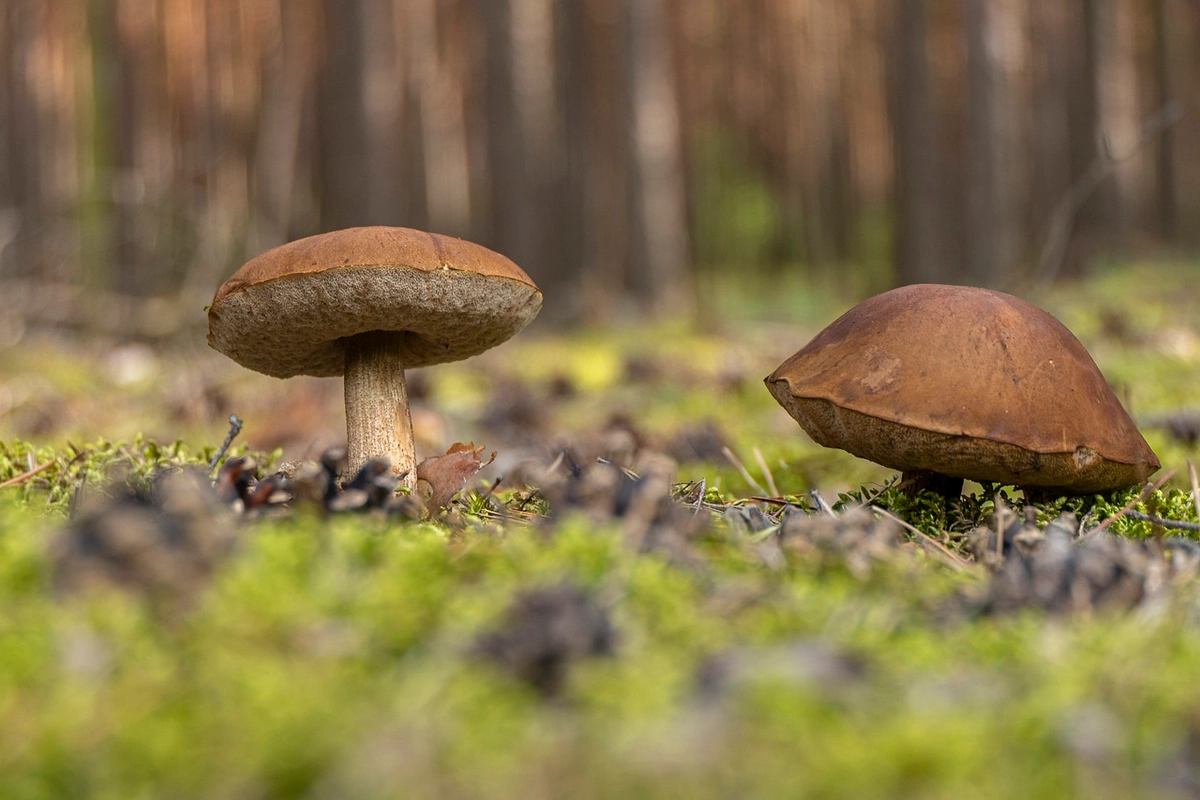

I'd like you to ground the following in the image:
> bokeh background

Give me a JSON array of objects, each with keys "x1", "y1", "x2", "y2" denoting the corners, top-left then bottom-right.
[
  {"x1": 3, "y1": 0, "x2": 1199, "y2": 332},
  {"x1": 1, "y1": 0, "x2": 1198, "y2": 472}
]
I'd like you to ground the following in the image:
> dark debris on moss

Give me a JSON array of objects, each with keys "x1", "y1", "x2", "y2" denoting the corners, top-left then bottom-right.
[{"x1": 473, "y1": 583, "x2": 617, "y2": 697}]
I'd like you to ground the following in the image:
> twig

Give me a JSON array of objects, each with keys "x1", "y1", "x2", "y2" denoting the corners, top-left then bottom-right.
[
  {"x1": 1189, "y1": 461, "x2": 1200, "y2": 524},
  {"x1": 1035, "y1": 103, "x2": 1182, "y2": 288},
  {"x1": 69, "y1": 470, "x2": 87, "y2": 519},
  {"x1": 1082, "y1": 468, "x2": 1178, "y2": 540},
  {"x1": 753, "y1": 447, "x2": 780, "y2": 498},
  {"x1": 748, "y1": 496, "x2": 801, "y2": 507},
  {"x1": 722, "y1": 446, "x2": 767, "y2": 496},
  {"x1": 515, "y1": 489, "x2": 543, "y2": 513},
  {"x1": 594, "y1": 457, "x2": 638, "y2": 480},
  {"x1": 1123, "y1": 510, "x2": 1200, "y2": 533},
  {"x1": 993, "y1": 496, "x2": 1013, "y2": 562},
  {"x1": 207, "y1": 414, "x2": 244, "y2": 477},
  {"x1": 0, "y1": 459, "x2": 55, "y2": 489},
  {"x1": 870, "y1": 505, "x2": 971, "y2": 572},
  {"x1": 810, "y1": 489, "x2": 837, "y2": 518}
]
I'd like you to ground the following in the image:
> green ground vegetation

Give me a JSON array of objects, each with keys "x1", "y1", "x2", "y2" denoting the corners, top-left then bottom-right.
[{"x1": 0, "y1": 262, "x2": 1198, "y2": 798}]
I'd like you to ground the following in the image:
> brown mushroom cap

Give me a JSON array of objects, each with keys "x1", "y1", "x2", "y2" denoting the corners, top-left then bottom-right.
[
  {"x1": 207, "y1": 226, "x2": 543, "y2": 377},
  {"x1": 764, "y1": 284, "x2": 1160, "y2": 493}
]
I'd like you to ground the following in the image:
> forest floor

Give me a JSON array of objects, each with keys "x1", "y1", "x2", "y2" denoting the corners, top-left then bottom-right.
[{"x1": 1, "y1": 262, "x2": 1199, "y2": 798}]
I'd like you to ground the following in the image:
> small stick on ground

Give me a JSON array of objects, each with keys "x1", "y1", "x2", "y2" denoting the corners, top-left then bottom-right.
[
  {"x1": 870, "y1": 505, "x2": 970, "y2": 572},
  {"x1": 0, "y1": 460, "x2": 55, "y2": 489},
  {"x1": 748, "y1": 496, "x2": 797, "y2": 507},
  {"x1": 1082, "y1": 468, "x2": 1177, "y2": 540},
  {"x1": 810, "y1": 489, "x2": 837, "y2": 517},
  {"x1": 753, "y1": 447, "x2": 780, "y2": 498},
  {"x1": 69, "y1": 470, "x2": 87, "y2": 518},
  {"x1": 993, "y1": 496, "x2": 1013, "y2": 562},
  {"x1": 1123, "y1": 510, "x2": 1200, "y2": 533},
  {"x1": 207, "y1": 414, "x2": 244, "y2": 477},
  {"x1": 722, "y1": 446, "x2": 767, "y2": 496}
]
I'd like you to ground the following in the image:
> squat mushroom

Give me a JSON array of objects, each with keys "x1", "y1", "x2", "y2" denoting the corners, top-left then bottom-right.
[
  {"x1": 765, "y1": 284, "x2": 1159, "y2": 495},
  {"x1": 207, "y1": 226, "x2": 542, "y2": 489}
]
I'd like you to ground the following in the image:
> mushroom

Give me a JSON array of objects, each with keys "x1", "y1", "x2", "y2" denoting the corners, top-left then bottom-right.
[
  {"x1": 207, "y1": 226, "x2": 542, "y2": 490},
  {"x1": 764, "y1": 284, "x2": 1160, "y2": 496}
]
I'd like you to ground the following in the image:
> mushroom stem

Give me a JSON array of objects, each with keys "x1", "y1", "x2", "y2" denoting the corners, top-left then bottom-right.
[
  {"x1": 900, "y1": 470, "x2": 964, "y2": 500},
  {"x1": 344, "y1": 331, "x2": 416, "y2": 490}
]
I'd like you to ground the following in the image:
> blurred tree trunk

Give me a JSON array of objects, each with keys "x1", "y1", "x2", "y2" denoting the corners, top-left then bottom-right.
[
  {"x1": 963, "y1": 0, "x2": 1024, "y2": 287},
  {"x1": 109, "y1": 0, "x2": 145, "y2": 294},
  {"x1": 576, "y1": 2, "x2": 628, "y2": 322},
  {"x1": 1175, "y1": 1, "x2": 1200, "y2": 246},
  {"x1": 0, "y1": 2, "x2": 37, "y2": 279},
  {"x1": 403, "y1": 0, "x2": 473, "y2": 238},
  {"x1": 6, "y1": 0, "x2": 1200, "y2": 321},
  {"x1": 317, "y1": 0, "x2": 370, "y2": 229},
  {"x1": 1151, "y1": 0, "x2": 1176, "y2": 241},
  {"x1": 1073, "y1": 0, "x2": 1123, "y2": 261},
  {"x1": 890, "y1": 0, "x2": 947, "y2": 284},
  {"x1": 623, "y1": 0, "x2": 692, "y2": 317},
  {"x1": 317, "y1": 0, "x2": 402, "y2": 229},
  {"x1": 556, "y1": 0, "x2": 591, "y2": 320},
  {"x1": 479, "y1": 0, "x2": 556, "y2": 290},
  {"x1": 1027, "y1": 3, "x2": 1074, "y2": 246},
  {"x1": 512, "y1": 0, "x2": 564, "y2": 295},
  {"x1": 252, "y1": 1, "x2": 318, "y2": 253},
  {"x1": 840, "y1": 0, "x2": 892, "y2": 280},
  {"x1": 790, "y1": 1, "x2": 854, "y2": 268},
  {"x1": 178, "y1": 0, "x2": 244, "y2": 298},
  {"x1": 360, "y1": 0, "x2": 404, "y2": 226}
]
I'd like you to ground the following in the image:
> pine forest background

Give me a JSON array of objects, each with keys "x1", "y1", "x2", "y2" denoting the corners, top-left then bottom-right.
[{"x1": 2, "y1": 0, "x2": 1199, "y2": 333}]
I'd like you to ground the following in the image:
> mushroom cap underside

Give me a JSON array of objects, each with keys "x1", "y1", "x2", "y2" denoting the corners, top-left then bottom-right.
[
  {"x1": 765, "y1": 283, "x2": 1159, "y2": 490},
  {"x1": 207, "y1": 227, "x2": 543, "y2": 377}
]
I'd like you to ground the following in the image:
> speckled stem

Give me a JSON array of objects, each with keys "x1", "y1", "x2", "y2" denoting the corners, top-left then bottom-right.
[{"x1": 344, "y1": 331, "x2": 416, "y2": 490}]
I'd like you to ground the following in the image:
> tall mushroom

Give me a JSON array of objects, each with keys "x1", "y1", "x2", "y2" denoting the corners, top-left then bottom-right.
[
  {"x1": 765, "y1": 284, "x2": 1159, "y2": 495},
  {"x1": 207, "y1": 226, "x2": 542, "y2": 489}
]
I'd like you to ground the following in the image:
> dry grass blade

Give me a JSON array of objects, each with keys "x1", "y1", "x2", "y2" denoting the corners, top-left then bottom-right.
[
  {"x1": 870, "y1": 505, "x2": 971, "y2": 572},
  {"x1": 0, "y1": 460, "x2": 56, "y2": 489},
  {"x1": 1081, "y1": 467, "x2": 1178, "y2": 541},
  {"x1": 722, "y1": 446, "x2": 767, "y2": 496},
  {"x1": 1190, "y1": 461, "x2": 1200, "y2": 524},
  {"x1": 540, "y1": 451, "x2": 566, "y2": 483},
  {"x1": 753, "y1": 447, "x2": 780, "y2": 498}
]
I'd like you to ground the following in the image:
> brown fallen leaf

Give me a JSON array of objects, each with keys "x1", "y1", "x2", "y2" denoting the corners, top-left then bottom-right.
[{"x1": 416, "y1": 442, "x2": 497, "y2": 513}]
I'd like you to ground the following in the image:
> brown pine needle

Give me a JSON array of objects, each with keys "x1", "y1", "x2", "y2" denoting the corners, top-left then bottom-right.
[
  {"x1": 870, "y1": 505, "x2": 971, "y2": 572},
  {"x1": 1082, "y1": 468, "x2": 1178, "y2": 540},
  {"x1": 722, "y1": 446, "x2": 767, "y2": 496},
  {"x1": 1189, "y1": 461, "x2": 1200, "y2": 524},
  {"x1": 752, "y1": 446, "x2": 780, "y2": 498},
  {"x1": 0, "y1": 460, "x2": 55, "y2": 489}
]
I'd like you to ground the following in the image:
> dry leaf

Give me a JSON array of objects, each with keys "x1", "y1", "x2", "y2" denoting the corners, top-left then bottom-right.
[{"x1": 416, "y1": 442, "x2": 497, "y2": 512}]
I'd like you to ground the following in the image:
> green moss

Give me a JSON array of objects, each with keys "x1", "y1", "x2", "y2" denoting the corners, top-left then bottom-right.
[
  {"x1": 0, "y1": 261, "x2": 1198, "y2": 796},
  {"x1": 1, "y1": 482, "x2": 1200, "y2": 797}
]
